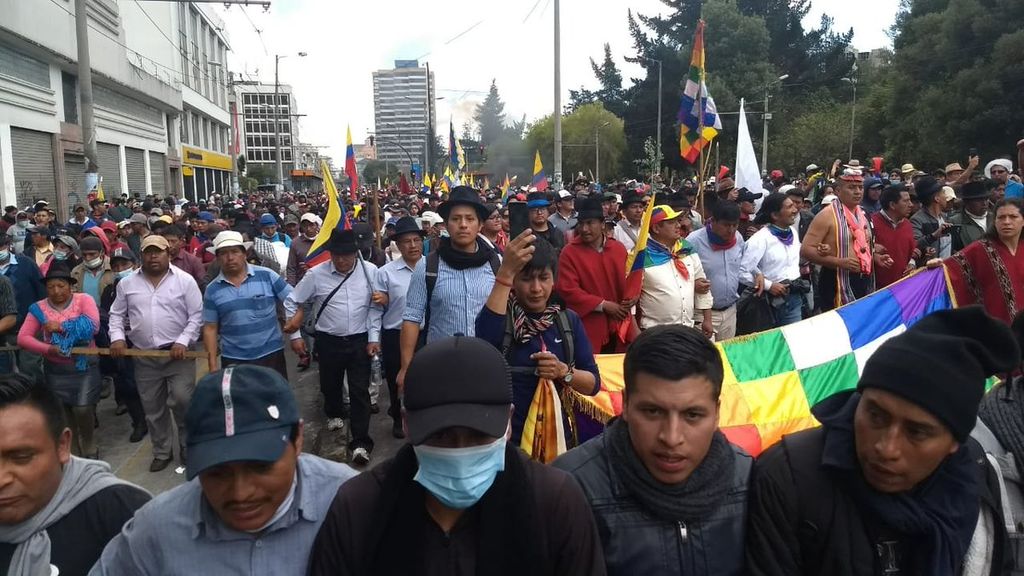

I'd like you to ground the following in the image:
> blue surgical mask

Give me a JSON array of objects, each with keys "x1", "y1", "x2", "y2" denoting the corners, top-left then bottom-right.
[
  {"x1": 53, "y1": 251, "x2": 68, "y2": 261},
  {"x1": 413, "y1": 436, "x2": 507, "y2": 510},
  {"x1": 0, "y1": 249, "x2": 9, "y2": 263},
  {"x1": 115, "y1": 269, "x2": 133, "y2": 280}
]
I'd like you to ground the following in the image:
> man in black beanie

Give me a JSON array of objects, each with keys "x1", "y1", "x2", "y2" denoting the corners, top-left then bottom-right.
[{"x1": 746, "y1": 306, "x2": 1020, "y2": 576}]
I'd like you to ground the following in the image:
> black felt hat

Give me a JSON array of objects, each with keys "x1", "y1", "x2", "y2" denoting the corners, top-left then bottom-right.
[
  {"x1": 575, "y1": 197, "x2": 605, "y2": 223},
  {"x1": 326, "y1": 229, "x2": 359, "y2": 254}
]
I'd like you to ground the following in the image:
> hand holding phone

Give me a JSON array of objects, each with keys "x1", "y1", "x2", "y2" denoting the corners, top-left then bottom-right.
[{"x1": 509, "y1": 202, "x2": 530, "y2": 239}]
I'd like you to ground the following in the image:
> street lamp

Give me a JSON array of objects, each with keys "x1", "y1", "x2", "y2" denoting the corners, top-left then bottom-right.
[
  {"x1": 626, "y1": 56, "x2": 663, "y2": 176},
  {"x1": 761, "y1": 74, "x2": 789, "y2": 170},
  {"x1": 595, "y1": 121, "x2": 611, "y2": 184},
  {"x1": 842, "y1": 75, "x2": 858, "y2": 161},
  {"x1": 274, "y1": 51, "x2": 306, "y2": 190}
]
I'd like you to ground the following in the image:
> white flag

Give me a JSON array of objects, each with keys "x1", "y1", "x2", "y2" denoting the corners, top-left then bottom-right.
[{"x1": 734, "y1": 99, "x2": 765, "y2": 210}]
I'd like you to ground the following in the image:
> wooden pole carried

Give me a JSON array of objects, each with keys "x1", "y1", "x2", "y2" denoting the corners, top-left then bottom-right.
[{"x1": 0, "y1": 346, "x2": 206, "y2": 359}]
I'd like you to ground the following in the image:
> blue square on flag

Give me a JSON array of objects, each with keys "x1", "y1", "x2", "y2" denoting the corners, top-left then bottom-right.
[{"x1": 837, "y1": 289, "x2": 902, "y2": 350}]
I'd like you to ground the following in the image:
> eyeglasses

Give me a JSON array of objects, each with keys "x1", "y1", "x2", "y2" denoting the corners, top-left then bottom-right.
[{"x1": 487, "y1": 214, "x2": 501, "y2": 221}]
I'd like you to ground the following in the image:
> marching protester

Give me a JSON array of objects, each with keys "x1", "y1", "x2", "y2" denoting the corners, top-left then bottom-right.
[
  {"x1": 286, "y1": 213, "x2": 320, "y2": 286},
  {"x1": 687, "y1": 200, "x2": 745, "y2": 340},
  {"x1": 17, "y1": 263, "x2": 102, "y2": 459},
  {"x1": 202, "y1": 231, "x2": 293, "y2": 379},
  {"x1": 0, "y1": 275, "x2": 15, "y2": 373},
  {"x1": 736, "y1": 188, "x2": 763, "y2": 241},
  {"x1": 554, "y1": 325, "x2": 751, "y2": 575},
  {"x1": 870, "y1": 184, "x2": 918, "y2": 289},
  {"x1": 257, "y1": 213, "x2": 292, "y2": 247},
  {"x1": 910, "y1": 176, "x2": 954, "y2": 260},
  {"x1": 159, "y1": 225, "x2": 207, "y2": 289},
  {"x1": 90, "y1": 366, "x2": 357, "y2": 575},
  {"x1": 476, "y1": 230, "x2": 601, "y2": 452},
  {"x1": 987, "y1": 159, "x2": 1023, "y2": 199},
  {"x1": 612, "y1": 189, "x2": 645, "y2": 252},
  {"x1": 949, "y1": 179, "x2": 995, "y2": 252},
  {"x1": 283, "y1": 229, "x2": 380, "y2": 465},
  {"x1": 746, "y1": 307, "x2": 1019, "y2": 575},
  {"x1": 108, "y1": 235, "x2": 203, "y2": 472},
  {"x1": 0, "y1": 374, "x2": 150, "y2": 576},
  {"x1": 308, "y1": 336, "x2": 606, "y2": 575},
  {"x1": 479, "y1": 202, "x2": 507, "y2": 254},
  {"x1": 99, "y1": 248, "x2": 147, "y2": 443},
  {"x1": 548, "y1": 189, "x2": 578, "y2": 237},
  {"x1": 556, "y1": 196, "x2": 633, "y2": 353},
  {"x1": 801, "y1": 163, "x2": 875, "y2": 311},
  {"x1": 637, "y1": 204, "x2": 713, "y2": 337},
  {"x1": 370, "y1": 216, "x2": 425, "y2": 439},
  {"x1": 740, "y1": 193, "x2": 805, "y2": 327},
  {"x1": 399, "y1": 186, "x2": 500, "y2": 388},
  {"x1": 525, "y1": 191, "x2": 566, "y2": 254},
  {"x1": 0, "y1": 233, "x2": 44, "y2": 380}
]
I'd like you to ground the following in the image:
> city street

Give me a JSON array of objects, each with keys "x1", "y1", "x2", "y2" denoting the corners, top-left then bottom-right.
[{"x1": 94, "y1": 351, "x2": 405, "y2": 495}]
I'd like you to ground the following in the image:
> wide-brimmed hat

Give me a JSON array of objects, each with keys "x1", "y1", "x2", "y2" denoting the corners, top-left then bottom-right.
[
  {"x1": 438, "y1": 186, "x2": 488, "y2": 221},
  {"x1": 43, "y1": 263, "x2": 76, "y2": 285},
  {"x1": 945, "y1": 163, "x2": 965, "y2": 174},
  {"x1": 620, "y1": 189, "x2": 646, "y2": 207},
  {"x1": 208, "y1": 231, "x2": 253, "y2": 254},
  {"x1": 915, "y1": 176, "x2": 943, "y2": 200},
  {"x1": 327, "y1": 228, "x2": 359, "y2": 254},
  {"x1": 393, "y1": 216, "x2": 426, "y2": 238},
  {"x1": 900, "y1": 163, "x2": 916, "y2": 174},
  {"x1": 575, "y1": 197, "x2": 605, "y2": 223},
  {"x1": 960, "y1": 180, "x2": 993, "y2": 200}
]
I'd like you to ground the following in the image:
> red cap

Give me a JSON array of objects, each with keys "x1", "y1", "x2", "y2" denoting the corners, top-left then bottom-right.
[
  {"x1": 770, "y1": 169, "x2": 784, "y2": 180},
  {"x1": 99, "y1": 221, "x2": 117, "y2": 233}
]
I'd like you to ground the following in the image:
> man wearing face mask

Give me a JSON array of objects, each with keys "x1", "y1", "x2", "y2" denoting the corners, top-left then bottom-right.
[
  {"x1": 71, "y1": 237, "x2": 113, "y2": 309},
  {"x1": 308, "y1": 335, "x2": 606, "y2": 576}
]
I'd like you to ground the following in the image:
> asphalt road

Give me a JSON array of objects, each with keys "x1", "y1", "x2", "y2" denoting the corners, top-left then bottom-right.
[{"x1": 96, "y1": 347, "x2": 406, "y2": 495}]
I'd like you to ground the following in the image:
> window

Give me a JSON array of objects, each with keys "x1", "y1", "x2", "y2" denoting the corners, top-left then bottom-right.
[
  {"x1": 61, "y1": 71, "x2": 78, "y2": 124},
  {"x1": 180, "y1": 113, "x2": 189, "y2": 144},
  {"x1": 192, "y1": 112, "x2": 200, "y2": 145}
]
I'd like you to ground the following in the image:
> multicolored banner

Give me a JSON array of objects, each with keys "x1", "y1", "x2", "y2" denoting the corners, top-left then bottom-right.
[
  {"x1": 572, "y1": 266, "x2": 955, "y2": 456},
  {"x1": 304, "y1": 159, "x2": 350, "y2": 267},
  {"x1": 678, "y1": 20, "x2": 722, "y2": 164}
]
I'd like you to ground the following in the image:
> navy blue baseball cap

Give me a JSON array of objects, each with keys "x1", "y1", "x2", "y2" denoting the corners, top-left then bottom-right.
[{"x1": 185, "y1": 366, "x2": 299, "y2": 480}]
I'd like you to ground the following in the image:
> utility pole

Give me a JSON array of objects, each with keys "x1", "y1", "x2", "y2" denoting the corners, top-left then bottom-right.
[
  {"x1": 552, "y1": 0, "x2": 562, "y2": 190},
  {"x1": 273, "y1": 55, "x2": 283, "y2": 190},
  {"x1": 761, "y1": 74, "x2": 789, "y2": 171},
  {"x1": 425, "y1": 62, "x2": 432, "y2": 183},
  {"x1": 75, "y1": 0, "x2": 99, "y2": 190}
]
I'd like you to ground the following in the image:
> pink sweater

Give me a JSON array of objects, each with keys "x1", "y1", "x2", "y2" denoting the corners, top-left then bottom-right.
[{"x1": 17, "y1": 293, "x2": 100, "y2": 362}]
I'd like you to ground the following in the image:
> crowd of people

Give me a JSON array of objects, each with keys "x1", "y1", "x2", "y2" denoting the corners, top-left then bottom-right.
[{"x1": 1, "y1": 139, "x2": 1024, "y2": 575}]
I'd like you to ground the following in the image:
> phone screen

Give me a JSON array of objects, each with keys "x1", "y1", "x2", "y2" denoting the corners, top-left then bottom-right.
[{"x1": 509, "y1": 202, "x2": 530, "y2": 239}]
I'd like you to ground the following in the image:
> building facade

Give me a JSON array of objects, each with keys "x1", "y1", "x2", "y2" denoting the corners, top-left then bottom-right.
[
  {"x1": 236, "y1": 82, "x2": 297, "y2": 188},
  {"x1": 176, "y1": 3, "x2": 232, "y2": 202},
  {"x1": 372, "y1": 60, "x2": 434, "y2": 170},
  {"x1": 0, "y1": 0, "x2": 184, "y2": 217}
]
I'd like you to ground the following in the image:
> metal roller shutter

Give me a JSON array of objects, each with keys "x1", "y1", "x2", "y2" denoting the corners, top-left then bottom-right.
[
  {"x1": 149, "y1": 151, "x2": 166, "y2": 196},
  {"x1": 10, "y1": 128, "x2": 56, "y2": 209},
  {"x1": 125, "y1": 147, "x2": 146, "y2": 196},
  {"x1": 63, "y1": 154, "x2": 87, "y2": 211},
  {"x1": 97, "y1": 143, "x2": 121, "y2": 198}
]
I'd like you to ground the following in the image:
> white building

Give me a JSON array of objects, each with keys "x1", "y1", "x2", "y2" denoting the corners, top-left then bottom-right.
[
  {"x1": 372, "y1": 60, "x2": 434, "y2": 171},
  {"x1": 0, "y1": 0, "x2": 184, "y2": 217},
  {"x1": 176, "y1": 3, "x2": 232, "y2": 202},
  {"x1": 236, "y1": 82, "x2": 298, "y2": 188}
]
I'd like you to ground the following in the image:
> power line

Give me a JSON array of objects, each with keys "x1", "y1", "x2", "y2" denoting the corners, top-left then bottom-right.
[{"x1": 237, "y1": 5, "x2": 268, "y2": 56}]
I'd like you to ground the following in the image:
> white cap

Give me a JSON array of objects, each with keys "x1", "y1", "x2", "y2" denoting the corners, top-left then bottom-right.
[
  {"x1": 421, "y1": 211, "x2": 443, "y2": 225},
  {"x1": 941, "y1": 186, "x2": 957, "y2": 203},
  {"x1": 557, "y1": 189, "x2": 573, "y2": 200},
  {"x1": 300, "y1": 212, "x2": 322, "y2": 225},
  {"x1": 806, "y1": 164, "x2": 819, "y2": 172},
  {"x1": 207, "y1": 230, "x2": 253, "y2": 254},
  {"x1": 778, "y1": 184, "x2": 797, "y2": 194}
]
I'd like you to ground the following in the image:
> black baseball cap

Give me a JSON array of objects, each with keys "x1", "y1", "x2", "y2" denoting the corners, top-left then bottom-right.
[
  {"x1": 403, "y1": 336, "x2": 512, "y2": 445},
  {"x1": 185, "y1": 366, "x2": 300, "y2": 480}
]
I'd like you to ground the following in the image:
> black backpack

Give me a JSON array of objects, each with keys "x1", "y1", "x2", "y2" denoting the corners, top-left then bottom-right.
[
  {"x1": 500, "y1": 308, "x2": 575, "y2": 371},
  {"x1": 423, "y1": 248, "x2": 502, "y2": 334}
]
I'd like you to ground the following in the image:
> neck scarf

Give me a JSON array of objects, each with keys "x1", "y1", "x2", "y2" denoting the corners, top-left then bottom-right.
[
  {"x1": 768, "y1": 224, "x2": 795, "y2": 246},
  {"x1": 606, "y1": 419, "x2": 736, "y2": 523},
  {"x1": 706, "y1": 223, "x2": 737, "y2": 251},
  {"x1": 437, "y1": 236, "x2": 492, "y2": 270},
  {"x1": 508, "y1": 293, "x2": 561, "y2": 344},
  {"x1": 979, "y1": 377, "x2": 1024, "y2": 480},
  {"x1": 647, "y1": 238, "x2": 693, "y2": 280},
  {"x1": 817, "y1": 392, "x2": 979, "y2": 576},
  {"x1": 0, "y1": 457, "x2": 150, "y2": 576},
  {"x1": 830, "y1": 201, "x2": 873, "y2": 307},
  {"x1": 842, "y1": 203, "x2": 872, "y2": 274},
  {"x1": 363, "y1": 443, "x2": 542, "y2": 576}
]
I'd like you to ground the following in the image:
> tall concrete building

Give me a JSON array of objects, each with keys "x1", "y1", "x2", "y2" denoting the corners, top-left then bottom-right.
[
  {"x1": 176, "y1": 3, "x2": 232, "y2": 202},
  {"x1": 235, "y1": 82, "x2": 298, "y2": 187},
  {"x1": 372, "y1": 60, "x2": 434, "y2": 171},
  {"x1": 0, "y1": 0, "x2": 183, "y2": 216}
]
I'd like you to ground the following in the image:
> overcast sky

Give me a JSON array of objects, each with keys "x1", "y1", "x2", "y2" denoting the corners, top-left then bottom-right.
[{"x1": 219, "y1": 0, "x2": 899, "y2": 163}]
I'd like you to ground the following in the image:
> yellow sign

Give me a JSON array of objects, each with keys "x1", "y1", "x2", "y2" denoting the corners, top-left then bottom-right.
[
  {"x1": 181, "y1": 146, "x2": 232, "y2": 171},
  {"x1": 182, "y1": 166, "x2": 194, "y2": 177}
]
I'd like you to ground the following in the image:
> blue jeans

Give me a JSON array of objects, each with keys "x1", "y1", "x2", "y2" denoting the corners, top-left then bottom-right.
[{"x1": 772, "y1": 291, "x2": 804, "y2": 327}]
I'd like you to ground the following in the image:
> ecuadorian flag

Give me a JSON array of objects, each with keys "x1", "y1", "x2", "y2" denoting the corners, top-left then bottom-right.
[
  {"x1": 531, "y1": 151, "x2": 548, "y2": 191},
  {"x1": 305, "y1": 159, "x2": 350, "y2": 267},
  {"x1": 345, "y1": 125, "x2": 359, "y2": 200}
]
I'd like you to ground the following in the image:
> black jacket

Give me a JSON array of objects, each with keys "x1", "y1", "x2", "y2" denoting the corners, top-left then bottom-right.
[
  {"x1": 553, "y1": 432, "x2": 752, "y2": 576},
  {"x1": 746, "y1": 426, "x2": 1012, "y2": 576}
]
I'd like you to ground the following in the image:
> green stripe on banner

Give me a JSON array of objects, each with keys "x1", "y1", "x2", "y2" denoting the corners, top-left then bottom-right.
[
  {"x1": 721, "y1": 331, "x2": 795, "y2": 382},
  {"x1": 798, "y1": 353, "x2": 860, "y2": 407}
]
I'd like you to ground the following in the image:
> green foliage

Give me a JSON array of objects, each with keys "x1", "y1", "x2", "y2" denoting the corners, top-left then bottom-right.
[
  {"x1": 361, "y1": 160, "x2": 401, "y2": 186},
  {"x1": 245, "y1": 164, "x2": 275, "y2": 184},
  {"x1": 525, "y1": 103, "x2": 628, "y2": 183},
  {"x1": 568, "y1": 44, "x2": 626, "y2": 116},
  {"x1": 473, "y1": 80, "x2": 509, "y2": 147}
]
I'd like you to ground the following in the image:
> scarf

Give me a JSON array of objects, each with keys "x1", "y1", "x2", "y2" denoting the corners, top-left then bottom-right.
[
  {"x1": 767, "y1": 224, "x2": 794, "y2": 246},
  {"x1": 606, "y1": 418, "x2": 736, "y2": 523},
  {"x1": 437, "y1": 236, "x2": 493, "y2": 271},
  {"x1": 647, "y1": 238, "x2": 694, "y2": 280},
  {"x1": 978, "y1": 377, "x2": 1024, "y2": 480},
  {"x1": 364, "y1": 443, "x2": 542, "y2": 576},
  {"x1": 706, "y1": 223, "x2": 737, "y2": 251},
  {"x1": 817, "y1": 392, "x2": 979, "y2": 576},
  {"x1": 0, "y1": 457, "x2": 149, "y2": 576},
  {"x1": 508, "y1": 294, "x2": 560, "y2": 345},
  {"x1": 830, "y1": 201, "x2": 873, "y2": 307}
]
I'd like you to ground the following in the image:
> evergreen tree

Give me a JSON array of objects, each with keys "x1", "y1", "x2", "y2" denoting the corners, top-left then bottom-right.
[
  {"x1": 473, "y1": 80, "x2": 508, "y2": 147},
  {"x1": 568, "y1": 44, "x2": 626, "y2": 116}
]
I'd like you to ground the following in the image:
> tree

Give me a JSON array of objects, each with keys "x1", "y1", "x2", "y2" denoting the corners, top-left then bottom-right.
[
  {"x1": 882, "y1": 0, "x2": 1024, "y2": 167},
  {"x1": 473, "y1": 80, "x2": 509, "y2": 147},
  {"x1": 525, "y1": 103, "x2": 628, "y2": 183},
  {"x1": 361, "y1": 160, "x2": 400, "y2": 186},
  {"x1": 568, "y1": 43, "x2": 626, "y2": 116},
  {"x1": 246, "y1": 164, "x2": 275, "y2": 184}
]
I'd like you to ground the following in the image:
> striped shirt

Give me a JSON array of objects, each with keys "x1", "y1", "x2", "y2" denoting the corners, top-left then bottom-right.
[
  {"x1": 370, "y1": 256, "x2": 421, "y2": 341},
  {"x1": 402, "y1": 256, "x2": 496, "y2": 343},
  {"x1": 204, "y1": 265, "x2": 292, "y2": 360}
]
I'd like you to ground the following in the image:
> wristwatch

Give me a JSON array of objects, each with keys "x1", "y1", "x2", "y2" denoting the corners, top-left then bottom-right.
[{"x1": 561, "y1": 365, "x2": 575, "y2": 384}]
